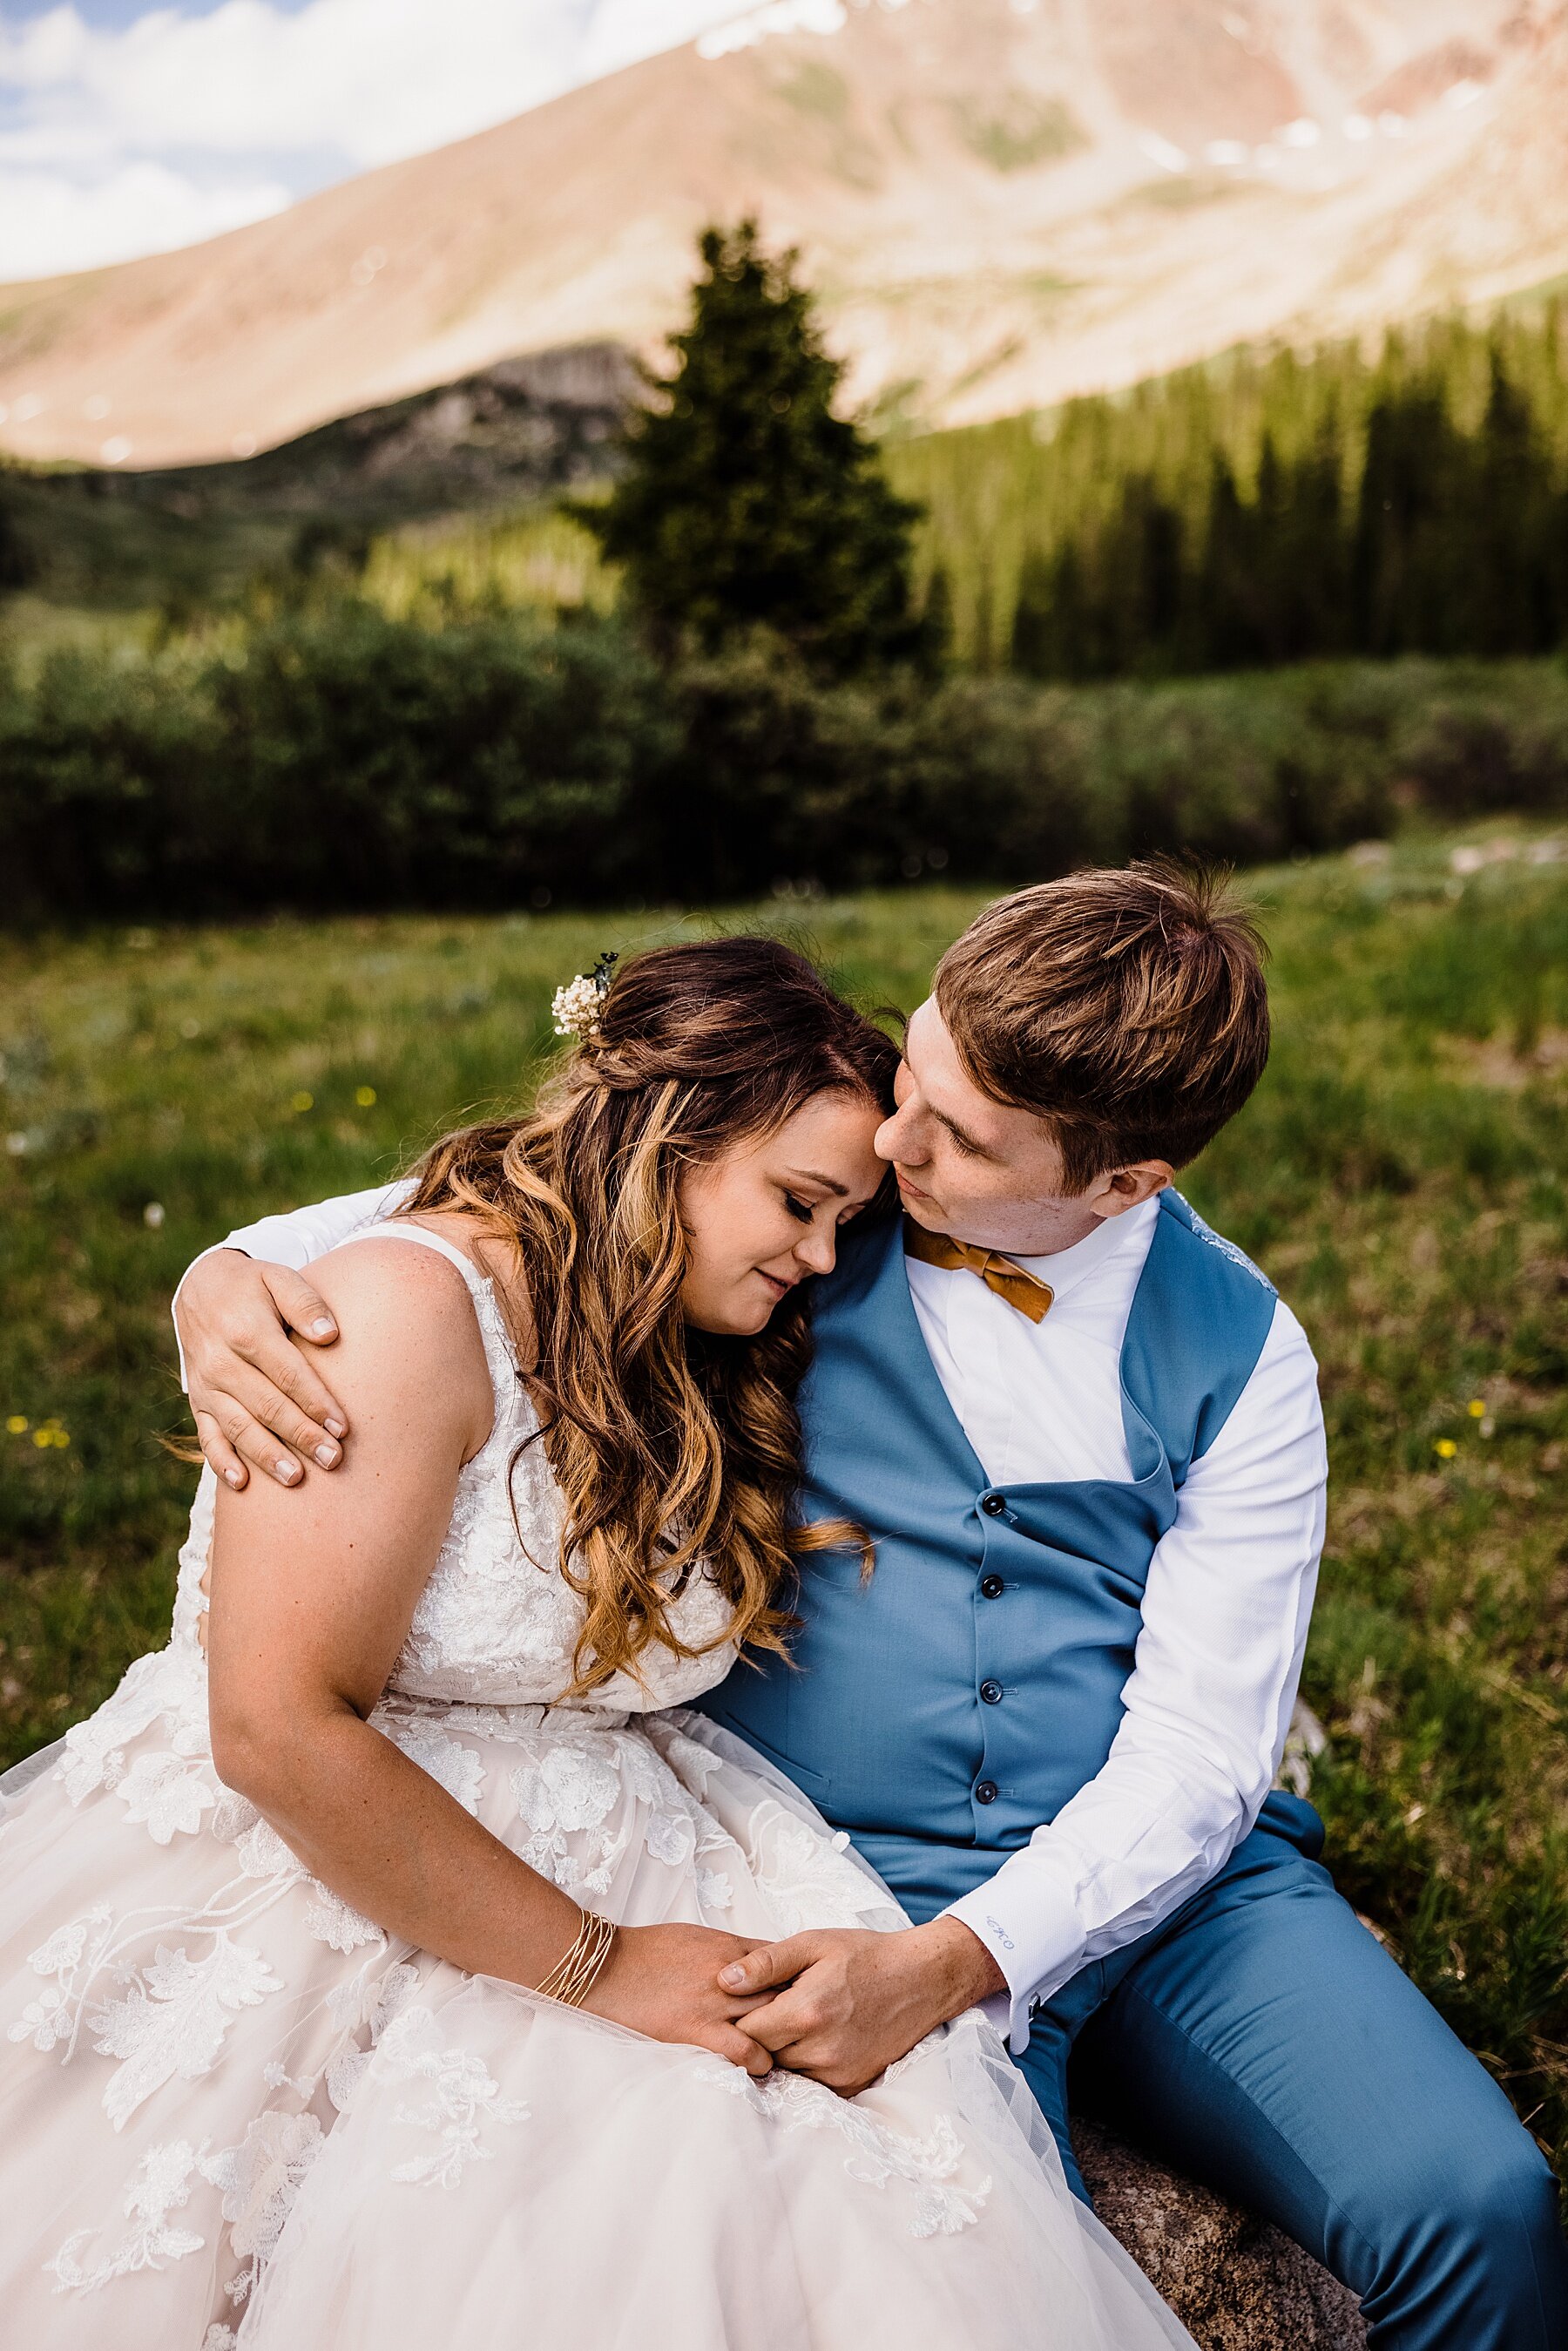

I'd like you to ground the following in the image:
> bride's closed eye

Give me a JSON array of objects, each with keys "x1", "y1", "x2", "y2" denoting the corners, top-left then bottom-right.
[{"x1": 782, "y1": 1192, "x2": 814, "y2": 1224}]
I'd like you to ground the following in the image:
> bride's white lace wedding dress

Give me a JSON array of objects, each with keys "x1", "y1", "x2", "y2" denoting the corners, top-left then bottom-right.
[{"x1": 0, "y1": 1224, "x2": 1191, "y2": 2351}]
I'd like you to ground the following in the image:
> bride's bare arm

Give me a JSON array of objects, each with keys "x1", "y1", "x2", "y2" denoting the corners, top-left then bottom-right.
[{"x1": 206, "y1": 1237, "x2": 772, "y2": 2071}]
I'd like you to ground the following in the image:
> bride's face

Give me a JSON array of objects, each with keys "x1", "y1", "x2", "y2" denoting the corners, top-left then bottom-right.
[{"x1": 679, "y1": 1091, "x2": 886, "y2": 1335}]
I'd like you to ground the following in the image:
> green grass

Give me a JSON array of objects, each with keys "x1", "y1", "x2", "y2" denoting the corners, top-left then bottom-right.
[{"x1": 3, "y1": 830, "x2": 1568, "y2": 2187}]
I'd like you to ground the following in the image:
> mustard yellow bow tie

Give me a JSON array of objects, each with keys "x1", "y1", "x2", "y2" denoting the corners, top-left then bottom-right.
[{"x1": 902, "y1": 1218, "x2": 1055, "y2": 1325}]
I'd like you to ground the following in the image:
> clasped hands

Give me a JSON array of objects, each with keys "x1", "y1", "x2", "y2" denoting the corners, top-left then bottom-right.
[{"x1": 610, "y1": 1916, "x2": 1004, "y2": 2097}]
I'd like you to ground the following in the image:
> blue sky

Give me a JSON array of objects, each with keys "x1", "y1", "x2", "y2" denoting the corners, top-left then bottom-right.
[
  {"x1": 0, "y1": 0, "x2": 771, "y2": 279},
  {"x1": 4, "y1": 0, "x2": 314, "y2": 20}
]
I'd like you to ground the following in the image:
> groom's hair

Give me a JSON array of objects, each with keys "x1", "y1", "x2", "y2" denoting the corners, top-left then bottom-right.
[{"x1": 935, "y1": 859, "x2": 1269, "y2": 1190}]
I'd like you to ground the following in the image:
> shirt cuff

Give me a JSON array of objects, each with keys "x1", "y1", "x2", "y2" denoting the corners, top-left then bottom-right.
[
  {"x1": 170, "y1": 1241, "x2": 254, "y2": 1394},
  {"x1": 943, "y1": 1858, "x2": 1087, "y2": 2053}
]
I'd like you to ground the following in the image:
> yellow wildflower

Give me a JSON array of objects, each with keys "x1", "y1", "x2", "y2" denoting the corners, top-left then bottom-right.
[
  {"x1": 1434, "y1": 1438, "x2": 1458, "y2": 1460},
  {"x1": 290, "y1": 1091, "x2": 314, "y2": 1114},
  {"x1": 1467, "y1": 1399, "x2": 1486, "y2": 1418},
  {"x1": 355, "y1": 1086, "x2": 377, "y2": 1108},
  {"x1": 5, "y1": 1415, "x2": 27, "y2": 1435}
]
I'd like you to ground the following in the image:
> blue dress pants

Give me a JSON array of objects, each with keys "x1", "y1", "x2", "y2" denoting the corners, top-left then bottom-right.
[{"x1": 1000, "y1": 1799, "x2": 1567, "y2": 2349}]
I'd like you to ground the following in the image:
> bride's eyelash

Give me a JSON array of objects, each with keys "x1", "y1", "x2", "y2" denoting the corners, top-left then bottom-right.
[{"x1": 783, "y1": 1191, "x2": 813, "y2": 1223}]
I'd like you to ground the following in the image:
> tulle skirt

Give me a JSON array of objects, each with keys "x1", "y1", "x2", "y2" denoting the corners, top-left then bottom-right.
[{"x1": 0, "y1": 1641, "x2": 1192, "y2": 2350}]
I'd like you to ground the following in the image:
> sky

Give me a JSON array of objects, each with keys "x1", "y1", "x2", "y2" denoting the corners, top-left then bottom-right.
[{"x1": 0, "y1": 0, "x2": 765, "y2": 281}]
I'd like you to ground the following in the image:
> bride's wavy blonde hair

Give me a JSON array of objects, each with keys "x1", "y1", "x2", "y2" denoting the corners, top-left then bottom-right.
[{"x1": 405, "y1": 937, "x2": 900, "y2": 1695}]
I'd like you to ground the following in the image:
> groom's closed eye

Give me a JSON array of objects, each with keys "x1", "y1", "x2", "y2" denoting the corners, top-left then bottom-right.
[{"x1": 935, "y1": 1113, "x2": 989, "y2": 1160}]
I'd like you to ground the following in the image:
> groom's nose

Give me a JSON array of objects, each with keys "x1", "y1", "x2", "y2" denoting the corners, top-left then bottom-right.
[
  {"x1": 875, "y1": 1105, "x2": 913, "y2": 1162},
  {"x1": 875, "y1": 1101, "x2": 926, "y2": 1166}
]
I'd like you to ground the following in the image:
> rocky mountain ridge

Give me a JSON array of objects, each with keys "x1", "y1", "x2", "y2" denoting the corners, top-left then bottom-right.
[{"x1": 2, "y1": 0, "x2": 1565, "y2": 469}]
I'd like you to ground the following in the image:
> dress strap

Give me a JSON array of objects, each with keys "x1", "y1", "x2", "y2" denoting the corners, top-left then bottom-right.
[
  {"x1": 334, "y1": 1217, "x2": 490, "y2": 1295},
  {"x1": 332, "y1": 1220, "x2": 524, "y2": 1399}
]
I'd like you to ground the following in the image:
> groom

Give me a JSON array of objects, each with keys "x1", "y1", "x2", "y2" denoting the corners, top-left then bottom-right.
[{"x1": 175, "y1": 864, "x2": 1565, "y2": 2348}]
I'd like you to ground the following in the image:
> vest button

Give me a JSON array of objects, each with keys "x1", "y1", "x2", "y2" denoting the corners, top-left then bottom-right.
[
  {"x1": 980, "y1": 1574, "x2": 1004, "y2": 1599},
  {"x1": 980, "y1": 1679, "x2": 1004, "y2": 1704},
  {"x1": 981, "y1": 1493, "x2": 1006, "y2": 1516},
  {"x1": 975, "y1": 1779, "x2": 998, "y2": 1805}
]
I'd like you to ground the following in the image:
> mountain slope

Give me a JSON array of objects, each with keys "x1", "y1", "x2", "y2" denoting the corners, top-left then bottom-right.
[
  {"x1": 0, "y1": 344, "x2": 633, "y2": 617},
  {"x1": 2, "y1": 0, "x2": 1565, "y2": 468}
]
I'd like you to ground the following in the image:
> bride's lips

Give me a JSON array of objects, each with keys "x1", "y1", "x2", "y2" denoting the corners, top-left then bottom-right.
[{"x1": 757, "y1": 1270, "x2": 796, "y2": 1301}]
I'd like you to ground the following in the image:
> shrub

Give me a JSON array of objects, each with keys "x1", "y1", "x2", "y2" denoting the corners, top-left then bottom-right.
[{"x1": 5, "y1": 622, "x2": 1568, "y2": 927}]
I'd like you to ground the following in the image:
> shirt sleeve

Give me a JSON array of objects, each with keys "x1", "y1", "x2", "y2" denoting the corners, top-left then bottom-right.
[
  {"x1": 943, "y1": 1297, "x2": 1328, "y2": 2050},
  {"x1": 170, "y1": 1179, "x2": 415, "y2": 1391}
]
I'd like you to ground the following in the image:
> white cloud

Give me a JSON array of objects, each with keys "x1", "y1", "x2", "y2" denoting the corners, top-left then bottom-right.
[
  {"x1": 0, "y1": 0, "x2": 742, "y2": 279},
  {"x1": 0, "y1": 159, "x2": 290, "y2": 279}
]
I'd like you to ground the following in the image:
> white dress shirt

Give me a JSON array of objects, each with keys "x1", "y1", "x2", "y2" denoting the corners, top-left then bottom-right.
[
  {"x1": 913, "y1": 1199, "x2": 1327, "y2": 2044},
  {"x1": 179, "y1": 1182, "x2": 1328, "y2": 2051}
]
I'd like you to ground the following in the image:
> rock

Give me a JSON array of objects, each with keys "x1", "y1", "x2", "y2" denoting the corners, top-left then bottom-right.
[{"x1": 1073, "y1": 2123, "x2": 1368, "y2": 2350}]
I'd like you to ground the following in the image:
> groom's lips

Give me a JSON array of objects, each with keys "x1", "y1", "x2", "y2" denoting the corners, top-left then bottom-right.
[{"x1": 896, "y1": 1171, "x2": 932, "y2": 1203}]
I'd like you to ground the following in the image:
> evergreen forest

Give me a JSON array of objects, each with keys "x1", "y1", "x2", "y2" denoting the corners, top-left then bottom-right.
[
  {"x1": 889, "y1": 304, "x2": 1568, "y2": 677},
  {"x1": 9, "y1": 241, "x2": 1568, "y2": 924}
]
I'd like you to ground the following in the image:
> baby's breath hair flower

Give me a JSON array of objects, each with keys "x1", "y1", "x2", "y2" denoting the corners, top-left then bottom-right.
[{"x1": 551, "y1": 952, "x2": 618, "y2": 1045}]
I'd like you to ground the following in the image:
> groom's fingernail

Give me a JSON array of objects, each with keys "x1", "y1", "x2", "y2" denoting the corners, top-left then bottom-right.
[
  {"x1": 314, "y1": 1443, "x2": 339, "y2": 1468},
  {"x1": 273, "y1": 1459, "x2": 301, "y2": 1485},
  {"x1": 325, "y1": 1416, "x2": 346, "y2": 1440},
  {"x1": 311, "y1": 1318, "x2": 336, "y2": 1339},
  {"x1": 719, "y1": 1963, "x2": 747, "y2": 1989}
]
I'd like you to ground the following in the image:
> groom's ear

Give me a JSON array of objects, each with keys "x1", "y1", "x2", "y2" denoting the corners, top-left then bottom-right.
[{"x1": 1090, "y1": 1162, "x2": 1173, "y2": 1217}]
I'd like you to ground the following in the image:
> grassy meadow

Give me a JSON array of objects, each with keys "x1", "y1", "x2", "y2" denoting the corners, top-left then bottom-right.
[{"x1": 3, "y1": 830, "x2": 1568, "y2": 2189}]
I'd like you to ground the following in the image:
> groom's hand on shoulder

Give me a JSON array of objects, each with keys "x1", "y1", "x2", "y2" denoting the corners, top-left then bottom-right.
[
  {"x1": 178, "y1": 1250, "x2": 349, "y2": 1494},
  {"x1": 719, "y1": 1920, "x2": 1006, "y2": 2096}
]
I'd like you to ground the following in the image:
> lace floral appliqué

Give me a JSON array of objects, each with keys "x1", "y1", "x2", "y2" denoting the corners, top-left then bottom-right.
[
  {"x1": 204, "y1": 2108, "x2": 325, "y2": 2303},
  {"x1": 49, "y1": 2138, "x2": 211, "y2": 2293},
  {"x1": 697, "y1": 2064, "x2": 991, "y2": 2239},
  {"x1": 375, "y1": 2007, "x2": 530, "y2": 2188}
]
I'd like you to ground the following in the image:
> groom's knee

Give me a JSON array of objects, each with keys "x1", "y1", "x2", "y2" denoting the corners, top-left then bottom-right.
[{"x1": 1362, "y1": 2128, "x2": 1566, "y2": 2347}]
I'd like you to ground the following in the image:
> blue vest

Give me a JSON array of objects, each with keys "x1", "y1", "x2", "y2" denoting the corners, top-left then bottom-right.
[{"x1": 698, "y1": 1189, "x2": 1277, "y2": 1924}]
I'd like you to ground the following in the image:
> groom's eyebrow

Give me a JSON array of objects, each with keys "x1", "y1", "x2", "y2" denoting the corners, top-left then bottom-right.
[{"x1": 787, "y1": 1168, "x2": 849, "y2": 1196}]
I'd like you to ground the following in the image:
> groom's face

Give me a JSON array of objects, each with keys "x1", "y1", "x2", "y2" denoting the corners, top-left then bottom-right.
[{"x1": 876, "y1": 999, "x2": 1168, "y2": 1256}]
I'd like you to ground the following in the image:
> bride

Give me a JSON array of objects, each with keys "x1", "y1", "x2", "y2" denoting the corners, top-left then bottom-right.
[{"x1": 0, "y1": 936, "x2": 1191, "y2": 2350}]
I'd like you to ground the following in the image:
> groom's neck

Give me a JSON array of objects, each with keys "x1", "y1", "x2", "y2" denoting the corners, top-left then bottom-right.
[{"x1": 949, "y1": 1198, "x2": 1110, "y2": 1261}]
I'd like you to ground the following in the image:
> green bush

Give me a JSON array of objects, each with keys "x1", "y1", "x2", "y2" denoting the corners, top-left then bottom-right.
[
  {"x1": 0, "y1": 605, "x2": 676, "y2": 923},
  {"x1": 207, "y1": 602, "x2": 674, "y2": 911},
  {"x1": 5, "y1": 613, "x2": 1568, "y2": 925},
  {"x1": 0, "y1": 646, "x2": 220, "y2": 921}
]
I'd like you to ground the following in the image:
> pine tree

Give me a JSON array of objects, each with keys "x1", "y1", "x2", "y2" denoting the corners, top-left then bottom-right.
[
  {"x1": 1467, "y1": 350, "x2": 1559, "y2": 655},
  {"x1": 588, "y1": 222, "x2": 936, "y2": 675},
  {"x1": 0, "y1": 470, "x2": 32, "y2": 592}
]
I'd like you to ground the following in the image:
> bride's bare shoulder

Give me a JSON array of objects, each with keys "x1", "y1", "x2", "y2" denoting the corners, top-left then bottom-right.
[
  {"x1": 304, "y1": 1227, "x2": 497, "y2": 1452},
  {"x1": 379, "y1": 1207, "x2": 537, "y2": 1367}
]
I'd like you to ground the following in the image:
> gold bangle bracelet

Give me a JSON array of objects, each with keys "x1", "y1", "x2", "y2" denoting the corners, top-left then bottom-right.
[{"x1": 536, "y1": 1907, "x2": 617, "y2": 2009}]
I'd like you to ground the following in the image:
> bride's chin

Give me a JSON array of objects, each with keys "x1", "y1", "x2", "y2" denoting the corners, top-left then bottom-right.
[{"x1": 683, "y1": 1295, "x2": 776, "y2": 1337}]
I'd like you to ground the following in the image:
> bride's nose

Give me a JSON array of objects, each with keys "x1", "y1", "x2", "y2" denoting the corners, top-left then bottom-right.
[{"x1": 794, "y1": 1223, "x2": 837, "y2": 1277}]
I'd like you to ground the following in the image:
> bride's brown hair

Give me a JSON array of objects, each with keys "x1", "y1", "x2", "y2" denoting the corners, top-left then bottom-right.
[{"x1": 405, "y1": 937, "x2": 900, "y2": 1694}]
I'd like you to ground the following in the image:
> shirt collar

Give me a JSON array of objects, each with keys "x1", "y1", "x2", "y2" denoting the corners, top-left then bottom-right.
[{"x1": 1008, "y1": 1192, "x2": 1161, "y2": 1310}]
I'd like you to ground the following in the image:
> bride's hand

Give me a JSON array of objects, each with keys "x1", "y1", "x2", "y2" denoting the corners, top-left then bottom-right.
[{"x1": 580, "y1": 1923, "x2": 776, "y2": 2077}]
